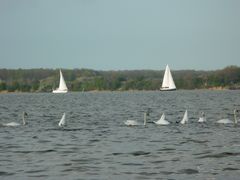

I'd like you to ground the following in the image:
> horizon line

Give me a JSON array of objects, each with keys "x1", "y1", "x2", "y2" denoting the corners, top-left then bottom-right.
[{"x1": 0, "y1": 65, "x2": 239, "y2": 72}]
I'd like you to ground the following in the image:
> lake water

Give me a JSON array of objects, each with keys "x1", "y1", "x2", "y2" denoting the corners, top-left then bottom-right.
[{"x1": 0, "y1": 90, "x2": 240, "y2": 180}]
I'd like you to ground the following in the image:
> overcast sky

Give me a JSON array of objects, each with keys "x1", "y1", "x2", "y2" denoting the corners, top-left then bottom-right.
[{"x1": 0, "y1": 0, "x2": 239, "y2": 70}]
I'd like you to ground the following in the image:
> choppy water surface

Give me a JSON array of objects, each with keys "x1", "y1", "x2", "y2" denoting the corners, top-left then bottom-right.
[{"x1": 0, "y1": 90, "x2": 240, "y2": 180}]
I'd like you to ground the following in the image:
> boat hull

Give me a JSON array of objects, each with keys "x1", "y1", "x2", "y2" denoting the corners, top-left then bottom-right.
[
  {"x1": 52, "y1": 89, "x2": 68, "y2": 93},
  {"x1": 160, "y1": 88, "x2": 176, "y2": 91}
]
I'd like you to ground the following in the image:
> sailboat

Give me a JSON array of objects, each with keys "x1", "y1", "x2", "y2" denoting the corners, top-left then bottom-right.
[
  {"x1": 52, "y1": 69, "x2": 68, "y2": 93},
  {"x1": 160, "y1": 65, "x2": 176, "y2": 91}
]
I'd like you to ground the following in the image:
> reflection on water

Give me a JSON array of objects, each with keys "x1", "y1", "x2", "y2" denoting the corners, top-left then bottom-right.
[{"x1": 0, "y1": 90, "x2": 240, "y2": 179}]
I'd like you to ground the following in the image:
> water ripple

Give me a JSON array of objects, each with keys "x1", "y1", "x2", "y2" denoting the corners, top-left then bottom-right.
[
  {"x1": 0, "y1": 91, "x2": 240, "y2": 179},
  {"x1": 178, "y1": 168, "x2": 199, "y2": 174},
  {"x1": 198, "y1": 152, "x2": 240, "y2": 159}
]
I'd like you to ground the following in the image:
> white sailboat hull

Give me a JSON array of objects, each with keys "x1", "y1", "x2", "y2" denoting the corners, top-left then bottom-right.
[
  {"x1": 160, "y1": 87, "x2": 176, "y2": 91},
  {"x1": 52, "y1": 89, "x2": 68, "y2": 93}
]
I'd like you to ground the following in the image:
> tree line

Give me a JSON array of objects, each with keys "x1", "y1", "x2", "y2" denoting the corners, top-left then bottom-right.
[{"x1": 0, "y1": 66, "x2": 239, "y2": 92}]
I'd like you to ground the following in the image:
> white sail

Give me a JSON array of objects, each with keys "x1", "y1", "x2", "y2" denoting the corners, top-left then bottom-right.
[
  {"x1": 53, "y1": 69, "x2": 68, "y2": 93},
  {"x1": 160, "y1": 65, "x2": 176, "y2": 91},
  {"x1": 59, "y1": 70, "x2": 68, "y2": 91},
  {"x1": 162, "y1": 65, "x2": 170, "y2": 88}
]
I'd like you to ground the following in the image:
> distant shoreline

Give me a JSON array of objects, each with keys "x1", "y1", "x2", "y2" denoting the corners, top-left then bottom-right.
[
  {"x1": 0, "y1": 66, "x2": 239, "y2": 92},
  {"x1": 1, "y1": 88, "x2": 239, "y2": 94}
]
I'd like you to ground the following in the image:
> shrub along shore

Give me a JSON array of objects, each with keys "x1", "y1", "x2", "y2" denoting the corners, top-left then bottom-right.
[{"x1": 0, "y1": 66, "x2": 239, "y2": 92}]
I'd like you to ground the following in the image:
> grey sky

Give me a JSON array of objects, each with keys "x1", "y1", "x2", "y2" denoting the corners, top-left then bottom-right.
[{"x1": 0, "y1": 0, "x2": 239, "y2": 70}]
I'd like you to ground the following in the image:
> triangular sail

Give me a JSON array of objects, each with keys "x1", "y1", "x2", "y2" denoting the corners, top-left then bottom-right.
[
  {"x1": 168, "y1": 69, "x2": 176, "y2": 89},
  {"x1": 161, "y1": 65, "x2": 176, "y2": 90},
  {"x1": 58, "y1": 70, "x2": 68, "y2": 91},
  {"x1": 162, "y1": 66, "x2": 170, "y2": 88},
  {"x1": 52, "y1": 69, "x2": 68, "y2": 93}
]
